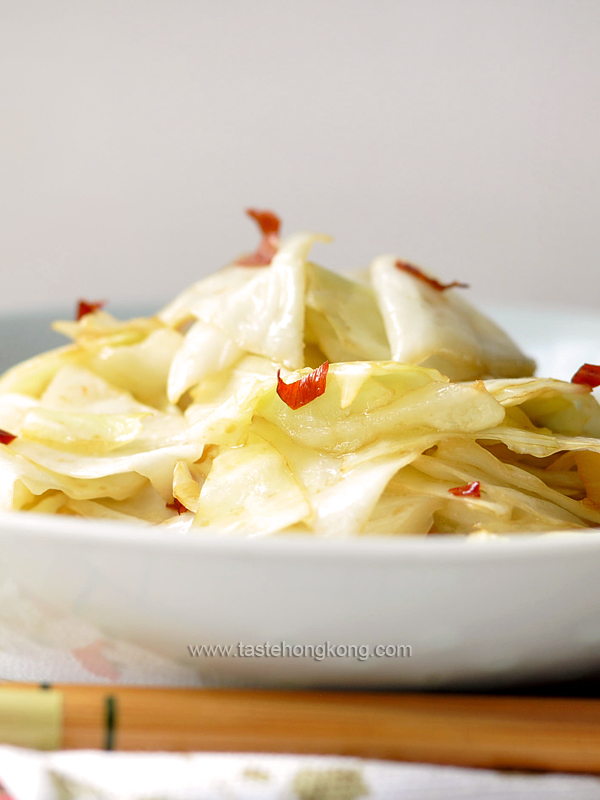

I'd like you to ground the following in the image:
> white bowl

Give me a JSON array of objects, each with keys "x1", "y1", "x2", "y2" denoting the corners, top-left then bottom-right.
[{"x1": 1, "y1": 302, "x2": 600, "y2": 688}]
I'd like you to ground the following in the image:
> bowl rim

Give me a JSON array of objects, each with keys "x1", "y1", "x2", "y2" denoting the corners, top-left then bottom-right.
[{"x1": 2, "y1": 510, "x2": 600, "y2": 563}]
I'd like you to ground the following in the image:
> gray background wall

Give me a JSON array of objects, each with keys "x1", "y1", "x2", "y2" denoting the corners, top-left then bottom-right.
[{"x1": 1, "y1": 1, "x2": 600, "y2": 314}]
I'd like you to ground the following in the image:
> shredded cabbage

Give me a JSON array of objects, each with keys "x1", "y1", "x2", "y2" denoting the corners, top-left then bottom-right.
[{"x1": 1, "y1": 214, "x2": 599, "y2": 537}]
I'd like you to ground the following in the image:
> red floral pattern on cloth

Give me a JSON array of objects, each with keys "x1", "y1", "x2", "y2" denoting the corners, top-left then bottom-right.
[{"x1": 71, "y1": 639, "x2": 122, "y2": 681}]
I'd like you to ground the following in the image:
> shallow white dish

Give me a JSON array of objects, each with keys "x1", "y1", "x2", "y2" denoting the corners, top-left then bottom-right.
[{"x1": 1, "y1": 302, "x2": 600, "y2": 689}]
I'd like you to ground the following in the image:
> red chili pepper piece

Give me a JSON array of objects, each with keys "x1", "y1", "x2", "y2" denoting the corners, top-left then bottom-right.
[
  {"x1": 76, "y1": 300, "x2": 106, "y2": 321},
  {"x1": 0, "y1": 429, "x2": 16, "y2": 446},
  {"x1": 449, "y1": 480, "x2": 481, "y2": 498},
  {"x1": 236, "y1": 209, "x2": 281, "y2": 266},
  {"x1": 395, "y1": 260, "x2": 469, "y2": 292},
  {"x1": 167, "y1": 498, "x2": 187, "y2": 515},
  {"x1": 276, "y1": 362, "x2": 329, "y2": 410},
  {"x1": 571, "y1": 363, "x2": 600, "y2": 389}
]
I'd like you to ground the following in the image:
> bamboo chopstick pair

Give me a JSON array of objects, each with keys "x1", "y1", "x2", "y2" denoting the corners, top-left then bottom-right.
[{"x1": 2, "y1": 683, "x2": 600, "y2": 773}]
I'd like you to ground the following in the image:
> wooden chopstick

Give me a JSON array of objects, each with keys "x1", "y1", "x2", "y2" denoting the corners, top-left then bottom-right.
[{"x1": 3, "y1": 684, "x2": 600, "y2": 773}]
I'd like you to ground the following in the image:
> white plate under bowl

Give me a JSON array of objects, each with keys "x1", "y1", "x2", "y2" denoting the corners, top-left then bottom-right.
[{"x1": 0, "y1": 302, "x2": 600, "y2": 689}]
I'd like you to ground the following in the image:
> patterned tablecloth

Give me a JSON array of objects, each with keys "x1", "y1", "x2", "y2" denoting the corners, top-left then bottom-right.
[{"x1": 2, "y1": 748, "x2": 600, "y2": 800}]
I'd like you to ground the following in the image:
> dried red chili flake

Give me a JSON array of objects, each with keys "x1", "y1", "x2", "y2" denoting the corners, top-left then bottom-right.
[
  {"x1": 0, "y1": 429, "x2": 16, "y2": 446},
  {"x1": 167, "y1": 498, "x2": 187, "y2": 515},
  {"x1": 571, "y1": 363, "x2": 600, "y2": 389},
  {"x1": 449, "y1": 480, "x2": 481, "y2": 498},
  {"x1": 277, "y1": 361, "x2": 329, "y2": 410},
  {"x1": 76, "y1": 299, "x2": 106, "y2": 321},
  {"x1": 395, "y1": 260, "x2": 469, "y2": 292},
  {"x1": 236, "y1": 209, "x2": 281, "y2": 266}
]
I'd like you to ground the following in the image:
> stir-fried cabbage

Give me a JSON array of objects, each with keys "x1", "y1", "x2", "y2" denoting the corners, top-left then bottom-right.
[{"x1": 1, "y1": 211, "x2": 599, "y2": 537}]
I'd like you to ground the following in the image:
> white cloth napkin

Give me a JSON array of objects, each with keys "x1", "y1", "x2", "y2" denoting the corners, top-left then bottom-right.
[
  {"x1": 2, "y1": 747, "x2": 600, "y2": 800},
  {"x1": 0, "y1": 578, "x2": 199, "y2": 686}
]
